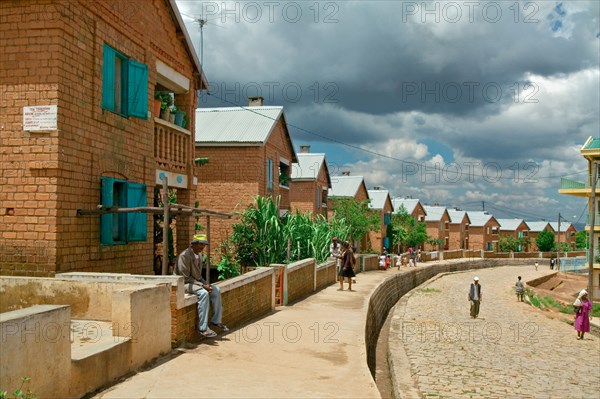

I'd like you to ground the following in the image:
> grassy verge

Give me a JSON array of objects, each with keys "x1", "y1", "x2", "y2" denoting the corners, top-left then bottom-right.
[
  {"x1": 525, "y1": 288, "x2": 600, "y2": 317},
  {"x1": 417, "y1": 288, "x2": 441, "y2": 294}
]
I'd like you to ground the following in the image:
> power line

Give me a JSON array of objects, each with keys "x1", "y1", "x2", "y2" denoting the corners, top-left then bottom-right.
[{"x1": 202, "y1": 91, "x2": 587, "y2": 182}]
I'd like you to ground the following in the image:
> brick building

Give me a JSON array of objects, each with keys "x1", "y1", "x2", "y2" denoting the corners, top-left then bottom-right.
[
  {"x1": 391, "y1": 198, "x2": 427, "y2": 222},
  {"x1": 527, "y1": 221, "x2": 556, "y2": 251},
  {"x1": 289, "y1": 146, "x2": 331, "y2": 219},
  {"x1": 447, "y1": 209, "x2": 471, "y2": 250},
  {"x1": 549, "y1": 222, "x2": 577, "y2": 250},
  {"x1": 423, "y1": 206, "x2": 451, "y2": 251},
  {"x1": 328, "y1": 174, "x2": 370, "y2": 249},
  {"x1": 466, "y1": 212, "x2": 500, "y2": 251},
  {"x1": 194, "y1": 100, "x2": 298, "y2": 255},
  {"x1": 367, "y1": 188, "x2": 394, "y2": 253},
  {"x1": 0, "y1": 0, "x2": 206, "y2": 276},
  {"x1": 497, "y1": 219, "x2": 531, "y2": 252}
]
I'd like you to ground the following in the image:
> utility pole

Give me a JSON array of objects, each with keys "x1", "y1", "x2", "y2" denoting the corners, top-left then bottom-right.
[
  {"x1": 482, "y1": 201, "x2": 485, "y2": 212},
  {"x1": 557, "y1": 212, "x2": 561, "y2": 270},
  {"x1": 589, "y1": 161, "x2": 598, "y2": 301},
  {"x1": 162, "y1": 176, "x2": 169, "y2": 276}
]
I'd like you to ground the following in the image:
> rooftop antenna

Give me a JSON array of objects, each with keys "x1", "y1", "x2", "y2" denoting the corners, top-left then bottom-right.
[{"x1": 181, "y1": 12, "x2": 225, "y2": 70}]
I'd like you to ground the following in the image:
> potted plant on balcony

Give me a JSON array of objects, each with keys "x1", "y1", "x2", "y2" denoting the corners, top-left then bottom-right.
[
  {"x1": 182, "y1": 114, "x2": 189, "y2": 129},
  {"x1": 173, "y1": 106, "x2": 186, "y2": 127},
  {"x1": 160, "y1": 93, "x2": 174, "y2": 121}
]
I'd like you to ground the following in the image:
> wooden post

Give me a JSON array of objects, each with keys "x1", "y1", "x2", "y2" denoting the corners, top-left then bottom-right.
[
  {"x1": 589, "y1": 161, "x2": 597, "y2": 301},
  {"x1": 206, "y1": 215, "x2": 211, "y2": 285},
  {"x1": 162, "y1": 176, "x2": 169, "y2": 275}
]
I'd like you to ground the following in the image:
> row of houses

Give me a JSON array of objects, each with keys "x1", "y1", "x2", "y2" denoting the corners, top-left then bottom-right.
[{"x1": 0, "y1": 0, "x2": 576, "y2": 278}]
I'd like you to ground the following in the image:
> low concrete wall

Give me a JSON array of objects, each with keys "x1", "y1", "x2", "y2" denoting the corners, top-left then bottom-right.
[
  {"x1": 361, "y1": 254, "x2": 379, "y2": 272},
  {"x1": 287, "y1": 259, "x2": 316, "y2": 304},
  {"x1": 526, "y1": 271, "x2": 559, "y2": 288},
  {"x1": 0, "y1": 305, "x2": 71, "y2": 398},
  {"x1": 0, "y1": 278, "x2": 171, "y2": 399},
  {"x1": 219, "y1": 267, "x2": 275, "y2": 329},
  {"x1": 364, "y1": 258, "x2": 538, "y2": 377},
  {"x1": 316, "y1": 260, "x2": 337, "y2": 290},
  {"x1": 442, "y1": 250, "x2": 463, "y2": 260},
  {"x1": 0, "y1": 277, "x2": 145, "y2": 321},
  {"x1": 174, "y1": 267, "x2": 276, "y2": 345}
]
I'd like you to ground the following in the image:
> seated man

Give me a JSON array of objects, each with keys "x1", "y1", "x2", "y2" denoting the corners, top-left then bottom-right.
[{"x1": 174, "y1": 234, "x2": 228, "y2": 338}]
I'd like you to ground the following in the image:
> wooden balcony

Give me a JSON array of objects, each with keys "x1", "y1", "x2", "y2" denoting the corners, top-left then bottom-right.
[{"x1": 154, "y1": 117, "x2": 190, "y2": 174}]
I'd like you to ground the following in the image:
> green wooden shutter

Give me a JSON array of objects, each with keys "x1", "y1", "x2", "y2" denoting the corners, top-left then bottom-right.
[
  {"x1": 100, "y1": 177, "x2": 114, "y2": 245},
  {"x1": 102, "y1": 44, "x2": 116, "y2": 111},
  {"x1": 384, "y1": 213, "x2": 391, "y2": 225},
  {"x1": 127, "y1": 60, "x2": 148, "y2": 119},
  {"x1": 126, "y1": 182, "x2": 148, "y2": 242}
]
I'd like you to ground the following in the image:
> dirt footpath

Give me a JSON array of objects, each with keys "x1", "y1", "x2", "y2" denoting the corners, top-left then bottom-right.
[{"x1": 389, "y1": 266, "x2": 600, "y2": 399}]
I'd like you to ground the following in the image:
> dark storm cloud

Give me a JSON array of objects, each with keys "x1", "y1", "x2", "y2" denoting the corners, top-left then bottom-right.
[{"x1": 187, "y1": 1, "x2": 599, "y2": 119}]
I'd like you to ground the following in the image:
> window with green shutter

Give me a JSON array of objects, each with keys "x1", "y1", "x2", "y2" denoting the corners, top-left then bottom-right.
[
  {"x1": 102, "y1": 44, "x2": 148, "y2": 119},
  {"x1": 100, "y1": 177, "x2": 148, "y2": 245}
]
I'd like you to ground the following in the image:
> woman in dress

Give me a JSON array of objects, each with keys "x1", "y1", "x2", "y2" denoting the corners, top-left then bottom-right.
[
  {"x1": 573, "y1": 289, "x2": 593, "y2": 340},
  {"x1": 338, "y1": 241, "x2": 356, "y2": 291}
]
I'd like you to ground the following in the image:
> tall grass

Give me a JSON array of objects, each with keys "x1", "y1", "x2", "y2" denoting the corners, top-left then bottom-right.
[{"x1": 229, "y1": 196, "x2": 351, "y2": 267}]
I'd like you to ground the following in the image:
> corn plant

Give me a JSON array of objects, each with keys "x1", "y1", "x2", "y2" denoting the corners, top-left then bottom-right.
[
  {"x1": 230, "y1": 196, "x2": 287, "y2": 266},
  {"x1": 228, "y1": 196, "x2": 352, "y2": 268}
]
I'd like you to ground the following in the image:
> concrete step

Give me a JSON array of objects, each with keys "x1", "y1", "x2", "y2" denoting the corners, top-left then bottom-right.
[{"x1": 70, "y1": 320, "x2": 130, "y2": 362}]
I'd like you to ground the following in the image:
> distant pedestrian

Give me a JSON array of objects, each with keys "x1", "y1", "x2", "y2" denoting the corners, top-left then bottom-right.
[
  {"x1": 534, "y1": 261, "x2": 539, "y2": 271},
  {"x1": 573, "y1": 289, "x2": 593, "y2": 340},
  {"x1": 338, "y1": 241, "x2": 356, "y2": 291},
  {"x1": 468, "y1": 276, "x2": 482, "y2": 318},
  {"x1": 416, "y1": 248, "x2": 422, "y2": 262},
  {"x1": 550, "y1": 257, "x2": 556, "y2": 270},
  {"x1": 385, "y1": 254, "x2": 391, "y2": 270},
  {"x1": 396, "y1": 255, "x2": 401, "y2": 270},
  {"x1": 330, "y1": 237, "x2": 341, "y2": 273},
  {"x1": 515, "y1": 276, "x2": 525, "y2": 302},
  {"x1": 379, "y1": 253, "x2": 386, "y2": 270}
]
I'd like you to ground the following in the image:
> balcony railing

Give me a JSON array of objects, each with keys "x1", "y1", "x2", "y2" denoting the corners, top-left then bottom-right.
[
  {"x1": 560, "y1": 176, "x2": 600, "y2": 190},
  {"x1": 154, "y1": 118, "x2": 190, "y2": 174}
]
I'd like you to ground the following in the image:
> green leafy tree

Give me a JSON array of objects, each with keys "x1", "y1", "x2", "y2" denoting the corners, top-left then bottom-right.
[
  {"x1": 329, "y1": 198, "x2": 379, "y2": 248},
  {"x1": 575, "y1": 230, "x2": 588, "y2": 250},
  {"x1": 536, "y1": 230, "x2": 556, "y2": 252},
  {"x1": 388, "y1": 205, "x2": 429, "y2": 252},
  {"x1": 498, "y1": 235, "x2": 529, "y2": 252}
]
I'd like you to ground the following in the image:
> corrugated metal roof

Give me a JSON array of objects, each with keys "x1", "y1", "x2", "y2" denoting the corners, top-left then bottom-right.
[
  {"x1": 423, "y1": 206, "x2": 447, "y2": 222},
  {"x1": 497, "y1": 218, "x2": 527, "y2": 231},
  {"x1": 329, "y1": 176, "x2": 365, "y2": 198},
  {"x1": 447, "y1": 209, "x2": 469, "y2": 224},
  {"x1": 195, "y1": 106, "x2": 283, "y2": 143},
  {"x1": 291, "y1": 153, "x2": 325, "y2": 179},
  {"x1": 582, "y1": 137, "x2": 600, "y2": 150},
  {"x1": 367, "y1": 190, "x2": 391, "y2": 210},
  {"x1": 466, "y1": 211, "x2": 495, "y2": 227},
  {"x1": 526, "y1": 221, "x2": 553, "y2": 232},
  {"x1": 392, "y1": 198, "x2": 421, "y2": 215},
  {"x1": 548, "y1": 222, "x2": 573, "y2": 232}
]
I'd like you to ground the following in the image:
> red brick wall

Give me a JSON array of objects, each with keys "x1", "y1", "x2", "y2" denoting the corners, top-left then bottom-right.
[
  {"x1": 194, "y1": 116, "x2": 295, "y2": 256},
  {"x1": 448, "y1": 216, "x2": 469, "y2": 250},
  {"x1": 289, "y1": 164, "x2": 329, "y2": 219},
  {"x1": 287, "y1": 262, "x2": 315, "y2": 304},
  {"x1": 0, "y1": 0, "x2": 198, "y2": 276},
  {"x1": 470, "y1": 221, "x2": 500, "y2": 250}
]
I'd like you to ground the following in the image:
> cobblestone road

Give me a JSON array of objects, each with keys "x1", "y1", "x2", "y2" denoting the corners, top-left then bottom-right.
[{"x1": 390, "y1": 266, "x2": 600, "y2": 399}]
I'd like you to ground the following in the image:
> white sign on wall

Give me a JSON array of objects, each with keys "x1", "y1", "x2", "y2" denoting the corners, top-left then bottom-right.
[{"x1": 23, "y1": 105, "x2": 57, "y2": 131}]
